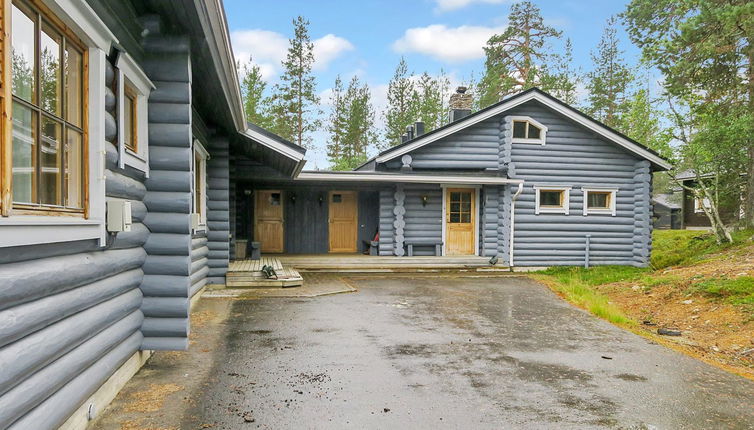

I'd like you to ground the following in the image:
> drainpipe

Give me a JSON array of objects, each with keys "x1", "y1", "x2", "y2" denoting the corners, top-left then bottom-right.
[
  {"x1": 509, "y1": 182, "x2": 523, "y2": 268},
  {"x1": 584, "y1": 234, "x2": 591, "y2": 269}
]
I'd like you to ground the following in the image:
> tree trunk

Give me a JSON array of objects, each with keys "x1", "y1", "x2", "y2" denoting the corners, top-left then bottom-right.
[{"x1": 746, "y1": 43, "x2": 754, "y2": 228}]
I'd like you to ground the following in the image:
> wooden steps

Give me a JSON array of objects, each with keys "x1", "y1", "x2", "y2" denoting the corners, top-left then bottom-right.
[{"x1": 226, "y1": 257, "x2": 303, "y2": 288}]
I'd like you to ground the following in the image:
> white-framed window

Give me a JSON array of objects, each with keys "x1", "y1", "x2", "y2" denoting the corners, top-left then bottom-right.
[
  {"x1": 192, "y1": 139, "x2": 208, "y2": 231},
  {"x1": 510, "y1": 116, "x2": 547, "y2": 145},
  {"x1": 534, "y1": 186, "x2": 571, "y2": 215},
  {"x1": 0, "y1": 0, "x2": 116, "y2": 247},
  {"x1": 582, "y1": 187, "x2": 617, "y2": 216},
  {"x1": 694, "y1": 196, "x2": 711, "y2": 213},
  {"x1": 115, "y1": 52, "x2": 153, "y2": 175}
]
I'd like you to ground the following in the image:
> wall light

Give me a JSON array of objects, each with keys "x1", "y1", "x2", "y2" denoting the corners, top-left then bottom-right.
[{"x1": 421, "y1": 195, "x2": 429, "y2": 207}]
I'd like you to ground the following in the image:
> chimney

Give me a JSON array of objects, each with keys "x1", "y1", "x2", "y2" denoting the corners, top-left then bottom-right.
[
  {"x1": 401, "y1": 133, "x2": 409, "y2": 143},
  {"x1": 448, "y1": 86, "x2": 472, "y2": 123},
  {"x1": 414, "y1": 121, "x2": 425, "y2": 137}
]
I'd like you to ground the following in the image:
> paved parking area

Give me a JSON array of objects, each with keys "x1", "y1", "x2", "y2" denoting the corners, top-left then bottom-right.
[{"x1": 95, "y1": 275, "x2": 754, "y2": 429}]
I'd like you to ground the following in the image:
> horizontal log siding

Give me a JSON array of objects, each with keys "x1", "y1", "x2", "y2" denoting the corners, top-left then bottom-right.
[
  {"x1": 389, "y1": 117, "x2": 500, "y2": 170},
  {"x1": 481, "y1": 185, "x2": 500, "y2": 257},
  {"x1": 507, "y1": 101, "x2": 650, "y2": 267},
  {"x1": 402, "y1": 185, "x2": 443, "y2": 256},
  {"x1": 206, "y1": 138, "x2": 230, "y2": 284},
  {"x1": 0, "y1": 59, "x2": 147, "y2": 428},
  {"x1": 140, "y1": 30, "x2": 192, "y2": 350}
]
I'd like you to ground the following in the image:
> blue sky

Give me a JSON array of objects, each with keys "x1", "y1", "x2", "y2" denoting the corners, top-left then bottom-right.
[{"x1": 224, "y1": 0, "x2": 644, "y2": 168}]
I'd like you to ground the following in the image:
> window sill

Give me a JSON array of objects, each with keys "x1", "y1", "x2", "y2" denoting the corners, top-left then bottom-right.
[
  {"x1": 123, "y1": 150, "x2": 149, "y2": 175},
  {"x1": 537, "y1": 207, "x2": 568, "y2": 215},
  {"x1": 0, "y1": 216, "x2": 103, "y2": 248},
  {"x1": 512, "y1": 138, "x2": 545, "y2": 145},
  {"x1": 585, "y1": 209, "x2": 616, "y2": 217}
]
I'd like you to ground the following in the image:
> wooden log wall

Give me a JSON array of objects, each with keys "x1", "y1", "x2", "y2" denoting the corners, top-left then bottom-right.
[{"x1": 140, "y1": 18, "x2": 192, "y2": 350}]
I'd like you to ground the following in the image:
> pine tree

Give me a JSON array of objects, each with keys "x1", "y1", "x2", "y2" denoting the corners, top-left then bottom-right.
[
  {"x1": 268, "y1": 16, "x2": 321, "y2": 147},
  {"x1": 585, "y1": 16, "x2": 634, "y2": 128},
  {"x1": 238, "y1": 59, "x2": 271, "y2": 128},
  {"x1": 328, "y1": 76, "x2": 375, "y2": 170},
  {"x1": 478, "y1": 1, "x2": 562, "y2": 107},
  {"x1": 414, "y1": 71, "x2": 451, "y2": 132},
  {"x1": 326, "y1": 75, "x2": 347, "y2": 166},
  {"x1": 382, "y1": 57, "x2": 417, "y2": 148},
  {"x1": 619, "y1": 87, "x2": 671, "y2": 157},
  {"x1": 543, "y1": 39, "x2": 579, "y2": 105}
]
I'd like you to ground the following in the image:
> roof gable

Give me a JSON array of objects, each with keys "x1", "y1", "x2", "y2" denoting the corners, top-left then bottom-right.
[{"x1": 375, "y1": 88, "x2": 671, "y2": 171}]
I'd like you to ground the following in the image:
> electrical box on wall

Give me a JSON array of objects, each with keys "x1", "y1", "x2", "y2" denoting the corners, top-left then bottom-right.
[{"x1": 107, "y1": 200, "x2": 132, "y2": 232}]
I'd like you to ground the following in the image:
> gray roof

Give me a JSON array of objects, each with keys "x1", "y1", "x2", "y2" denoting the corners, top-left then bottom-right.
[{"x1": 653, "y1": 193, "x2": 681, "y2": 210}]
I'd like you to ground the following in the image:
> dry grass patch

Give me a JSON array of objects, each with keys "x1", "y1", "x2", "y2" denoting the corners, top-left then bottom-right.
[{"x1": 123, "y1": 383, "x2": 184, "y2": 413}]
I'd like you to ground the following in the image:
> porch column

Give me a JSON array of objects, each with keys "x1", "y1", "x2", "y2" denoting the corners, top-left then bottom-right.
[{"x1": 394, "y1": 184, "x2": 406, "y2": 256}]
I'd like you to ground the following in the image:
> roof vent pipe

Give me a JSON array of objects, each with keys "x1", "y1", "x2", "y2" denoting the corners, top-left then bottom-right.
[
  {"x1": 406, "y1": 125, "x2": 414, "y2": 141},
  {"x1": 414, "y1": 121, "x2": 425, "y2": 137},
  {"x1": 401, "y1": 133, "x2": 409, "y2": 144}
]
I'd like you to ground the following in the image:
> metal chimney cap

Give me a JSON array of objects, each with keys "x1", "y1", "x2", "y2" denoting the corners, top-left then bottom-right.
[{"x1": 456, "y1": 86, "x2": 468, "y2": 94}]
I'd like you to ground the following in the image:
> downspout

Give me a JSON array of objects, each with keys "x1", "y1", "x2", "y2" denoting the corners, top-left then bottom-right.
[
  {"x1": 584, "y1": 234, "x2": 591, "y2": 269},
  {"x1": 509, "y1": 182, "x2": 523, "y2": 268}
]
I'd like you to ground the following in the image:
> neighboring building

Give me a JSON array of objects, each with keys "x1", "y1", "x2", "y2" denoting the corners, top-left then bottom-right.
[
  {"x1": 674, "y1": 171, "x2": 743, "y2": 229},
  {"x1": 653, "y1": 194, "x2": 682, "y2": 230},
  {"x1": 0, "y1": 1, "x2": 671, "y2": 429}
]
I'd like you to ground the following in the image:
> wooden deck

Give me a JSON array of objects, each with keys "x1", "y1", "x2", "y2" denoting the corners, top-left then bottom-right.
[
  {"x1": 226, "y1": 257, "x2": 304, "y2": 288},
  {"x1": 274, "y1": 254, "x2": 509, "y2": 272}
]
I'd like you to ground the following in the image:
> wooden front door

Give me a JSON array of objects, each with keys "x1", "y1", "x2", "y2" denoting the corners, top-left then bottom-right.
[
  {"x1": 328, "y1": 191, "x2": 358, "y2": 253},
  {"x1": 445, "y1": 188, "x2": 476, "y2": 256},
  {"x1": 254, "y1": 190, "x2": 284, "y2": 253}
]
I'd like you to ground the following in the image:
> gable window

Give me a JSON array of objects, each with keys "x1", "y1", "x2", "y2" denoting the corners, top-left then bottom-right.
[
  {"x1": 192, "y1": 139, "x2": 208, "y2": 231},
  {"x1": 2, "y1": 0, "x2": 87, "y2": 215},
  {"x1": 534, "y1": 186, "x2": 570, "y2": 215},
  {"x1": 582, "y1": 187, "x2": 617, "y2": 216},
  {"x1": 510, "y1": 116, "x2": 547, "y2": 145}
]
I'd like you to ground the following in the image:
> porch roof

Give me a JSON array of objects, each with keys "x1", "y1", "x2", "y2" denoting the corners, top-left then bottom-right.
[{"x1": 295, "y1": 171, "x2": 524, "y2": 185}]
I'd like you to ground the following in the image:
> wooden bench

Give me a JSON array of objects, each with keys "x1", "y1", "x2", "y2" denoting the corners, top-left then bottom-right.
[{"x1": 404, "y1": 239, "x2": 443, "y2": 256}]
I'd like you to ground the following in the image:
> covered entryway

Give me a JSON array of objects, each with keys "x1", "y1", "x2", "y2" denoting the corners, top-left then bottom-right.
[
  {"x1": 328, "y1": 191, "x2": 358, "y2": 253},
  {"x1": 444, "y1": 188, "x2": 477, "y2": 256}
]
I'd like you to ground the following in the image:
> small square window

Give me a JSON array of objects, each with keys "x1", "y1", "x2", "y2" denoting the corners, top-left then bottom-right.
[
  {"x1": 587, "y1": 192, "x2": 611, "y2": 209},
  {"x1": 583, "y1": 188, "x2": 617, "y2": 216},
  {"x1": 535, "y1": 187, "x2": 570, "y2": 215},
  {"x1": 540, "y1": 190, "x2": 563, "y2": 207},
  {"x1": 332, "y1": 194, "x2": 342, "y2": 203},
  {"x1": 270, "y1": 193, "x2": 281, "y2": 206},
  {"x1": 511, "y1": 117, "x2": 546, "y2": 144},
  {"x1": 528, "y1": 124, "x2": 541, "y2": 139}
]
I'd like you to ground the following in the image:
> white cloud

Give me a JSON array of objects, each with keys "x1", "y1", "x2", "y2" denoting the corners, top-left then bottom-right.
[
  {"x1": 231, "y1": 29, "x2": 354, "y2": 81},
  {"x1": 312, "y1": 34, "x2": 355, "y2": 70},
  {"x1": 434, "y1": 0, "x2": 509, "y2": 12},
  {"x1": 392, "y1": 24, "x2": 504, "y2": 63}
]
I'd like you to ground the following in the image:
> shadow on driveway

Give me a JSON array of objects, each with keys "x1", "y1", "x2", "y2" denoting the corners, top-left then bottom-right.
[{"x1": 94, "y1": 275, "x2": 754, "y2": 429}]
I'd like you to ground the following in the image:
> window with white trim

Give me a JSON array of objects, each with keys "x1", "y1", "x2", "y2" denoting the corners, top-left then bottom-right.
[
  {"x1": 582, "y1": 187, "x2": 617, "y2": 216},
  {"x1": 511, "y1": 116, "x2": 547, "y2": 145},
  {"x1": 192, "y1": 139, "x2": 208, "y2": 231},
  {"x1": 115, "y1": 52, "x2": 152, "y2": 174},
  {"x1": 534, "y1": 186, "x2": 570, "y2": 215}
]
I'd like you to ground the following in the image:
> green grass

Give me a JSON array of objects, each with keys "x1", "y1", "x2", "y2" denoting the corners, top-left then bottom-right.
[
  {"x1": 690, "y1": 276, "x2": 754, "y2": 306},
  {"x1": 651, "y1": 229, "x2": 754, "y2": 269},
  {"x1": 535, "y1": 229, "x2": 754, "y2": 325}
]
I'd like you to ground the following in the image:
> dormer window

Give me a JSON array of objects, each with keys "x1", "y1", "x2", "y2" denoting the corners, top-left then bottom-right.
[{"x1": 510, "y1": 116, "x2": 547, "y2": 145}]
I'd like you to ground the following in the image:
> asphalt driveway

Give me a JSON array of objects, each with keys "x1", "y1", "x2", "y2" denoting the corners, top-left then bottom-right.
[{"x1": 95, "y1": 275, "x2": 754, "y2": 429}]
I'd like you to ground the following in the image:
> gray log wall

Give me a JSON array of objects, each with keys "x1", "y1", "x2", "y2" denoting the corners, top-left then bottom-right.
[
  {"x1": 506, "y1": 101, "x2": 649, "y2": 267},
  {"x1": 0, "y1": 55, "x2": 148, "y2": 429},
  {"x1": 140, "y1": 21, "x2": 192, "y2": 350},
  {"x1": 206, "y1": 138, "x2": 230, "y2": 284},
  {"x1": 402, "y1": 185, "x2": 442, "y2": 256},
  {"x1": 376, "y1": 99, "x2": 655, "y2": 267}
]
